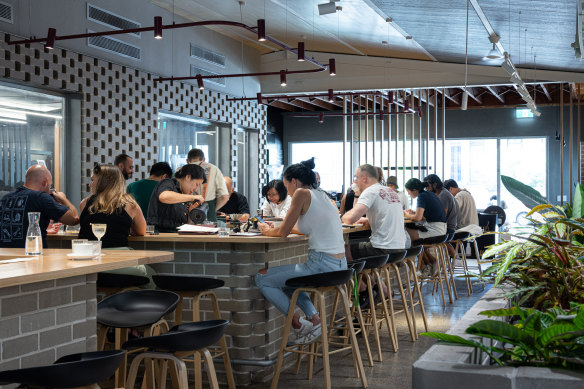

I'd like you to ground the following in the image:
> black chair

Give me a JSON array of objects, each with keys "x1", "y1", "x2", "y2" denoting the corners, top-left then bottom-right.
[
  {"x1": 124, "y1": 320, "x2": 229, "y2": 389},
  {"x1": 97, "y1": 289, "x2": 180, "y2": 388},
  {"x1": 271, "y1": 269, "x2": 368, "y2": 389},
  {"x1": 0, "y1": 350, "x2": 124, "y2": 388},
  {"x1": 152, "y1": 275, "x2": 235, "y2": 389}
]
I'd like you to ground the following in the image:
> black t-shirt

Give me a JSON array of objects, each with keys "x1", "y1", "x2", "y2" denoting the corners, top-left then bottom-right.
[
  {"x1": 417, "y1": 191, "x2": 447, "y2": 223},
  {"x1": 344, "y1": 188, "x2": 355, "y2": 213},
  {"x1": 218, "y1": 191, "x2": 250, "y2": 215},
  {"x1": 78, "y1": 196, "x2": 133, "y2": 248},
  {"x1": 147, "y1": 178, "x2": 189, "y2": 232},
  {"x1": 0, "y1": 186, "x2": 68, "y2": 248}
]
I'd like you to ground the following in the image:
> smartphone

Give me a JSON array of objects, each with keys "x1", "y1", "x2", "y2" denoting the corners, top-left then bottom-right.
[{"x1": 256, "y1": 216, "x2": 265, "y2": 223}]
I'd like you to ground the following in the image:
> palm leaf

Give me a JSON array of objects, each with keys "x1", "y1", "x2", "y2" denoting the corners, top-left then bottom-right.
[
  {"x1": 495, "y1": 245, "x2": 522, "y2": 286},
  {"x1": 501, "y1": 175, "x2": 548, "y2": 209},
  {"x1": 480, "y1": 306, "x2": 531, "y2": 318},
  {"x1": 539, "y1": 324, "x2": 579, "y2": 346},
  {"x1": 420, "y1": 332, "x2": 504, "y2": 366},
  {"x1": 574, "y1": 306, "x2": 584, "y2": 330},
  {"x1": 482, "y1": 240, "x2": 518, "y2": 259},
  {"x1": 467, "y1": 319, "x2": 533, "y2": 345}
]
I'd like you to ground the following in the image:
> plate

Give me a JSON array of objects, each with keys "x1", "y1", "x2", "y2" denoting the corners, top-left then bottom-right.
[{"x1": 66, "y1": 253, "x2": 99, "y2": 260}]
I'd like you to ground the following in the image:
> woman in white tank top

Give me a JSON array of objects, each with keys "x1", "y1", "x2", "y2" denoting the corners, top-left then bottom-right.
[{"x1": 255, "y1": 158, "x2": 346, "y2": 345}]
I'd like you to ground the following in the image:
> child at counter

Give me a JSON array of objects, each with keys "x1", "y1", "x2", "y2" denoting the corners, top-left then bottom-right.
[{"x1": 261, "y1": 180, "x2": 291, "y2": 218}]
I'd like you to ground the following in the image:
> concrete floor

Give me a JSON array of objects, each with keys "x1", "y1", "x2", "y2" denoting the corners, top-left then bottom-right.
[{"x1": 249, "y1": 272, "x2": 491, "y2": 389}]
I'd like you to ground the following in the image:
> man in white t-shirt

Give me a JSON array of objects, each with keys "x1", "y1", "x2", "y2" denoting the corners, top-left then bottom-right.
[
  {"x1": 187, "y1": 148, "x2": 229, "y2": 222},
  {"x1": 444, "y1": 179, "x2": 482, "y2": 234},
  {"x1": 342, "y1": 164, "x2": 406, "y2": 260}
]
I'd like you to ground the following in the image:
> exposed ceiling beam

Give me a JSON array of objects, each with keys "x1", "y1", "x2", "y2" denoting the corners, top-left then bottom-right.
[
  {"x1": 295, "y1": 97, "x2": 336, "y2": 111},
  {"x1": 267, "y1": 100, "x2": 297, "y2": 111},
  {"x1": 485, "y1": 86, "x2": 505, "y2": 103},
  {"x1": 539, "y1": 83, "x2": 552, "y2": 102},
  {"x1": 466, "y1": 87, "x2": 482, "y2": 104},
  {"x1": 286, "y1": 98, "x2": 316, "y2": 111},
  {"x1": 440, "y1": 88, "x2": 460, "y2": 105},
  {"x1": 314, "y1": 96, "x2": 343, "y2": 108}
]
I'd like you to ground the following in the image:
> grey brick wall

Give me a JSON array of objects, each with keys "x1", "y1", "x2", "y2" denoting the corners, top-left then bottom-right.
[{"x1": 0, "y1": 275, "x2": 97, "y2": 389}]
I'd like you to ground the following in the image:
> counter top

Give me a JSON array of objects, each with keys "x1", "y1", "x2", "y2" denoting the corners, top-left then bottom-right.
[
  {"x1": 0, "y1": 249, "x2": 173, "y2": 288},
  {"x1": 47, "y1": 225, "x2": 369, "y2": 244}
]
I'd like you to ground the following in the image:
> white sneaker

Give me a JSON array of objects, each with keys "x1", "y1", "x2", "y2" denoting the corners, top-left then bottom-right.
[
  {"x1": 292, "y1": 317, "x2": 313, "y2": 343},
  {"x1": 296, "y1": 323, "x2": 322, "y2": 344}
]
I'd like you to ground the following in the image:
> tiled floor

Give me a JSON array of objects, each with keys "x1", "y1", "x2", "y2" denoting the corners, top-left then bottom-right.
[{"x1": 249, "y1": 273, "x2": 491, "y2": 389}]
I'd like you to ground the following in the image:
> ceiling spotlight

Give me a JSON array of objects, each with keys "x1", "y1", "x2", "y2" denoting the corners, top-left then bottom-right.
[
  {"x1": 45, "y1": 28, "x2": 56, "y2": 50},
  {"x1": 318, "y1": 1, "x2": 341, "y2": 16},
  {"x1": 387, "y1": 91, "x2": 393, "y2": 104},
  {"x1": 405, "y1": 36, "x2": 413, "y2": 40},
  {"x1": 319, "y1": 112, "x2": 324, "y2": 123},
  {"x1": 154, "y1": 16, "x2": 163, "y2": 39},
  {"x1": 257, "y1": 19, "x2": 266, "y2": 42},
  {"x1": 297, "y1": 42, "x2": 305, "y2": 61},
  {"x1": 328, "y1": 89, "x2": 334, "y2": 102},
  {"x1": 381, "y1": 40, "x2": 388, "y2": 45},
  {"x1": 404, "y1": 100, "x2": 410, "y2": 111},
  {"x1": 461, "y1": 89, "x2": 468, "y2": 110},
  {"x1": 257, "y1": 93, "x2": 263, "y2": 105},
  {"x1": 483, "y1": 34, "x2": 503, "y2": 60},
  {"x1": 328, "y1": 58, "x2": 336, "y2": 76},
  {"x1": 501, "y1": 52, "x2": 516, "y2": 75},
  {"x1": 196, "y1": 75, "x2": 204, "y2": 90},
  {"x1": 280, "y1": 70, "x2": 287, "y2": 87}
]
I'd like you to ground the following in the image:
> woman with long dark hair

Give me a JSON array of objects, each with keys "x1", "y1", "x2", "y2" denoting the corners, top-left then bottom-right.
[
  {"x1": 255, "y1": 158, "x2": 346, "y2": 344},
  {"x1": 260, "y1": 180, "x2": 291, "y2": 218}
]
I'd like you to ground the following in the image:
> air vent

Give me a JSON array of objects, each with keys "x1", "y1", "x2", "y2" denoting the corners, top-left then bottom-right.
[
  {"x1": 87, "y1": 4, "x2": 140, "y2": 37},
  {"x1": 87, "y1": 31, "x2": 140, "y2": 60},
  {"x1": 190, "y1": 66, "x2": 226, "y2": 87},
  {"x1": 0, "y1": 2, "x2": 13, "y2": 24},
  {"x1": 190, "y1": 44, "x2": 226, "y2": 68}
]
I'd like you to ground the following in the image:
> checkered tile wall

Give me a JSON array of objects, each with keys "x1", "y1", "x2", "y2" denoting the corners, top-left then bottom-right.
[{"x1": 0, "y1": 33, "x2": 267, "y2": 198}]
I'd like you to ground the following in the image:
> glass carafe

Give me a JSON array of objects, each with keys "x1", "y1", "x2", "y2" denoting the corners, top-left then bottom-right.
[{"x1": 25, "y1": 212, "x2": 43, "y2": 255}]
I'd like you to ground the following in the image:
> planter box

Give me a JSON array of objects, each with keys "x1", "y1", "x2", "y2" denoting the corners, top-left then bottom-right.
[{"x1": 412, "y1": 287, "x2": 584, "y2": 389}]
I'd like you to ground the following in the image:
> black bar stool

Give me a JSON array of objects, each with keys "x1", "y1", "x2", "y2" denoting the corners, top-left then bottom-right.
[
  {"x1": 402, "y1": 246, "x2": 429, "y2": 338},
  {"x1": 0, "y1": 350, "x2": 124, "y2": 388},
  {"x1": 124, "y1": 319, "x2": 229, "y2": 389},
  {"x1": 152, "y1": 274, "x2": 236, "y2": 389},
  {"x1": 97, "y1": 289, "x2": 180, "y2": 388},
  {"x1": 271, "y1": 269, "x2": 368, "y2": 389},
  {"x1": 97, "y1": 272, "x2": 150, "y2": 296}
]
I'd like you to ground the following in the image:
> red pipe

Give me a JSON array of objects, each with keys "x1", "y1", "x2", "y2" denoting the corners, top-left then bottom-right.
[
  {"x1": 154, "y1": 67, "x2": 324, "y2": 83},
  {"x1": 289, "y1": 110, "x2": 418, "y2": 118}
]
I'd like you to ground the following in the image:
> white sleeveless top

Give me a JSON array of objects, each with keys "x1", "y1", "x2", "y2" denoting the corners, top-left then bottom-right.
[{"x1": 296, "y1": 189, "x2": 345, "y2": 255}]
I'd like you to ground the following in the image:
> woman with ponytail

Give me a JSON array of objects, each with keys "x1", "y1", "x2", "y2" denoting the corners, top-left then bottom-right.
[{"x1": 255, "y1": 157, "x2": 346, "y2": 345}]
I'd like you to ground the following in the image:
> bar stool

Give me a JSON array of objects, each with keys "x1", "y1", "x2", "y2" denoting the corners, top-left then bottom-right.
[
  {"x1": 380, "y1": 250, "x2": 417, "y2": 342},
  {"x1": 97, "y1": 289, "x2": 180, "y2": 388},
  {"x1": 457, "y1": 232, "x2": 486, "y2": 292},
  {"x1": 271, "y1": 269, "x2": 368, "y2": 389},
  {"x1": 450, "y1": 231, "x2": 473, "y2": 295},
  {"x1": 401, "y1": 246, "x2": 429, "y2": 339},
  {"x1": 152, "y1": 274, "x2": 236, "y2": 389},
  {"x1": 97, "y1": 272, "x2": 150, "y2": 296},
  {"x1": 413, "y1": 234, "x2": 453, "y2": 307},
  {"x1": 124, "y1": 319, "x2": 229, "y2": 389},
  {"x1": 443, "y1": 233, "x2": 459, "y2": 301},
  {"x1": 0, "y1": 350, "x2": 124, "y2": 388}
]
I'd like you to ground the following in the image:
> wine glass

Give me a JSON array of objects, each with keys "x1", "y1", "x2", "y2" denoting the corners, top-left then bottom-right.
[{"x1": 91, "y1": 223, "x2": 107, "y2": 242}]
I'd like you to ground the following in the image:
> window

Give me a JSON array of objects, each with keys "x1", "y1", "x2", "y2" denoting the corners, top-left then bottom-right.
[
  {"x1": 236, "y1": 128, "x2": 259, "y2": 212},
  {"x1": 0, "y1": 83, "x2": 64, "y2": 194},
  {"x1": 157, "y1": 112, "x2": 225, "y2": 171},
  {"x1": 290, "y1": 142, "x2": 346, "y2": 193}
]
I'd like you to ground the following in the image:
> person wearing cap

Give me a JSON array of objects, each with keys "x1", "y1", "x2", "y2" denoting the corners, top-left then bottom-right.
[
  {"x1": 444, "y1": 179, "x2": 482, "y2": 234},
  {"x1": 387, "y1": 176, "x2": 408, "y2": 210}
]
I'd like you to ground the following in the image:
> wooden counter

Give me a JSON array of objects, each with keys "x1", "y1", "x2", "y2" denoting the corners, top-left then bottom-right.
[{"x1": 0, "y1": 249, "x2": 173, "y2": 288}]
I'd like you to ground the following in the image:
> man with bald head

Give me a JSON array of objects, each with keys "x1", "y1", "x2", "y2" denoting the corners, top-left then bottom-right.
[
  {"x1": 0, "y1": 165, "x2": 79, "y2": 248},
  {"x1": 217, "y1": 177, "x2": 250, "y2": 221}
]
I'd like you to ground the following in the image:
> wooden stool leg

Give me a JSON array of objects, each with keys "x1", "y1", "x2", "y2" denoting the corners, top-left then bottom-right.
[
  {"x1": 203, "y1": 348, "x2": 220, "y2": 389},
  {"x1": 125, "y1": 352, "x2": 147, "y2": 389},
  {"x1": 352, "y1": 280, "x2": 374, "y2": 367},
  {"x1": 365, "y1": 273, "x2": 382, "y2": 361},
  {"x1": 270, "y1": 290, "x2": 300, "y2": 389},
  {"x1": 408, "y1": 257, "x2": 429, "y2": 331},
  {"x1": 114, "y1": 328, "x2": 129, "y2": 389},
  {"x1": 192, "y1": 293, "x2": 203, "y2": 389},
  {"x1": 391, "y1": 264, "x2": 416, "y2": 341},
  {"x1": 318, "y1": 291, "x2": 331, "y2": 389},
  {"x1": 159, "y1": 360, "x2": 168, "y2": 389},
  {"x1": 97, "y1": 326, "x2": 108, "y2": 351},
  {"x1": 339, "y1": 286, "x2": 368, "y2": 388},
  {"x1": 374, "y1": 269, "x2": 398, "y2": 352},
  {"x1": 208, "y1": 292, "x2": 236, "y2": 389}
]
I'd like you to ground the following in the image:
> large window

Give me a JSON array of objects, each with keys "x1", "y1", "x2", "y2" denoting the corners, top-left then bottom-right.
[
  {"x1": 0, "y1": 83, "x2": 64, "y2": 195},
  {"x1": 290, "y1": 142, "x2": 346, "y2": 193}
]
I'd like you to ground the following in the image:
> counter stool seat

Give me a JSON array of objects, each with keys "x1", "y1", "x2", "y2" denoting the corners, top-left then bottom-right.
[
  {"x1": 153, "y1": 275, "x2": 224, "y2": 292},
  {"x1": 98, "y1": 289, "x2": 180, "y2": 328},
  {"x1": 348, "y1": 260, "x2": 366, "y2": 274},
  {"x1": 152, "y1": 274, "x2": 235, "y2": 389},
  {"x1": 97, "y1": 272, "x2": 150, "y2": 289},
  {"x1": 0, "y1": 350, "x2": 124, "y2": 388},
  {"x1": 286, "y1": 269, "x2": 355, "y2": 287},
  {"x1": 124, "y1": 320, "x2": 229, "y2": 389},
  {"x1": 413, "y1": 234, "x2": 448, "y2": 246},
  {"x1": 452, "y1": 231, "x2": 471, "y2": 241}
]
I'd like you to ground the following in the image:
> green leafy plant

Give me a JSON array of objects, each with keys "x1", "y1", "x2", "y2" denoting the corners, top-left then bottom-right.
[{"x1": 421, "y1": 304, "x2": 584, "y2": 369}]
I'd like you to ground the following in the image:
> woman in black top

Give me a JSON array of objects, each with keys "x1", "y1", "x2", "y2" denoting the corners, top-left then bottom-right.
[
  {"x1": 147, "y1": 164, "x2": 206, "y2": 232},
  {"x1": 78, "y1": 164, "x2": 146, "y2": 248}
]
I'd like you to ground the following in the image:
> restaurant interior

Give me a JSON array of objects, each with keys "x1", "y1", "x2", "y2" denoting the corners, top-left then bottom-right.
[{"x1": 1, "y1": 0, "x2": 584, "y2": 388}]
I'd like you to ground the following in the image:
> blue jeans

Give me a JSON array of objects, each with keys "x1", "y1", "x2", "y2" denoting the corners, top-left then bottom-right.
[{"x1": 255, "y1": 250, "x2": 347, "y2": 318}]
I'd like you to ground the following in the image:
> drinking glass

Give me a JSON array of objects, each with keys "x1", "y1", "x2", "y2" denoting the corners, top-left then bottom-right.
[
  {"x1": 91, "y1": 223, "x2": 107, "y2": 242},
  {"x1": 146, "y1": 225, "x2": 156, "y2": 235}
]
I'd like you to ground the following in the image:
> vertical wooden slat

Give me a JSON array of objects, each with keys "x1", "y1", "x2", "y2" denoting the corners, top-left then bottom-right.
[
  {"x1": 372, "y1": 94, "x2": 376, "y2": 166},
  {"x1": 395, "y1": 91, "x2": 399, "y2": 183},
  {"x1": 441, "y1": 88, "x2": 446, "y2": 179},
  {"x1": 570, "y1": 83, "x2": 574, "y2": 203},
  {"x1": 410, "y1": 91, "x2": 414, "y2": 179},
  {"x1": 358, "y1": 95, "x2": 361, "y2": 166},
  {"x1": 402, "y1": 90, "x2": 407, "y2": 185},
  {"x1": 388, "y1": 95, "x2": 392, "y2": 177},
  {"x1": 578, "y1": 84, "x2": 581, "y2": 183},
  {"x1": 434, "y1": 90, "x2": 438, "y2": 174},
  {"x1": 426, "y1": 89, "x2": 430, "y2": 177},
  {"x1": 350, "y1": 95, "x2": 354, "y2": 176},
  {"x1": 418, "y1": 90, "x2": 422, "y2": 179},
  {"x1": 343, "y1": 96, "x2": 347, "y2": 194},
  {"x1": 379, "y1": 95, "x2": 384, "y2": 170},
  {"x1": 54, "y1": 122, "x2": 62, "y2": 191},
  {"x1": 560, "y1": 82, "x2": 564, "y2": 206}
]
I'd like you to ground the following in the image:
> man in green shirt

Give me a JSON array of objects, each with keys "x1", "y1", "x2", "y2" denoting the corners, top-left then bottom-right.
[{"x1": 127, "y1": 162, "x2": 173, "y2": 217}]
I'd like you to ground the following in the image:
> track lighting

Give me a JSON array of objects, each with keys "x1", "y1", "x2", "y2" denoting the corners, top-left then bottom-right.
[
  {"x1": 196, "y1": 75, "x2": 204, "y2": 90},
  {"x1": 257, "y1": 93, "x2": 263, "y2": 105},
  {"x1": 461, "y1": 89, "x2": 468, "y2": 110},
  {"x1": 154, "y1": 16, "x2": 163, "y2": 39},
  {"x1": 257, "y1": 19, "x2": 266, "y2": 42},
  {"x1": 297, "y1": 42, "x2": 305, "y2": 61},
  {"x1": 328, "y1": 58, "x2": 336, "y2": 76},
  {"x1": 510, "y1": 74, "x2": 525, "y2": 87},
  {"x1": 280, "y1": 71, "x2": 287, "y2": 86},
  {"x1": 387, "y1": 91, "x2": 393, "y2": 104},
  {"x1": 45, "y1": 28, "x2": 56, "y2": 50},
  {"x1": 328, "y1": 89, "x2": 334, "y2": 102},
  {"x1": 318, "y1": 112, "x2": 324, "y2": 123}
]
